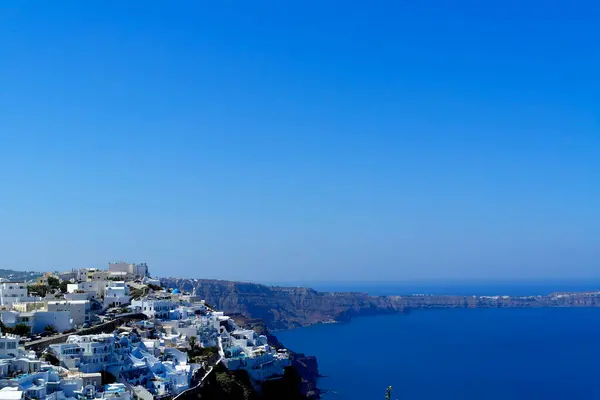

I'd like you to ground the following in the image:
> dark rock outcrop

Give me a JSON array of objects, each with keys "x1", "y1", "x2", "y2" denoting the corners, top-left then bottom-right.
[{"x1": 229, "y1": 314, "x2": 321, "y2": 399}]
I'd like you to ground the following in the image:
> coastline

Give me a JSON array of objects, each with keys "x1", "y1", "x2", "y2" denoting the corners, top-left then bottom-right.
[{"x1": 163, "y1": 277, "x2": 600, "y2": 399}]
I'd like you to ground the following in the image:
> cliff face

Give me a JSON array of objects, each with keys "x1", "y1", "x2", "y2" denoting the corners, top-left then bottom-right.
[
  {"x1": 164, "y1": 278, "x2": 600, "y2": 400},
  {"x1": 181, "y1": 363, "x2": 309, "y2": 400},
  {"x1": 161, "y1": 278, "x2": 405, "y2": 329},
  {"x1": 161, "y1": 278, "x2": 600, "y2": 330}
]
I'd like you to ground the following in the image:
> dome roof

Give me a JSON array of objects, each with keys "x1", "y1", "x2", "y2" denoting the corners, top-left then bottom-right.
[{"x1": 172, "y1": 289, "x2": 181, "y2": 294}]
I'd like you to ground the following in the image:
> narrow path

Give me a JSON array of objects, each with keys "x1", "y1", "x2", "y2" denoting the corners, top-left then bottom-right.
[{"x1": 173, "y1": 356, "x2": 222, "y2": 400}]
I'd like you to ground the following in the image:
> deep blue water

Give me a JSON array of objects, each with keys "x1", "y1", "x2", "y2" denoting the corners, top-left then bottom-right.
[{"x1": 276, "y1": 284, "x2": 600, "y2": 400}]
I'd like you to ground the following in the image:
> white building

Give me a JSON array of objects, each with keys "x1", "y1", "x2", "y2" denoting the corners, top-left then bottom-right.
[
  {"x1": 131, "y1": 298, "x2": 176, "y2": 319},
  {"x1": 0, "y1": 370, "x2": 48, "y2": 399},
  {"x1": 11, "y1": 302, "x2": 45, "y2": 313},
  {"x1": 0, "y1": 332, "x2": 19, "y2": 359},
  {"x1": 0, "y1": 283, "x2": 33, "y2": 308},
  {"x1": 64, "y1": 292, "x2": 91, "y2": 301},
  {"x1": 141, "y1": 276, "x2": 160, "y2": 287},
  {"x1": 50, "y1": 332, "x2": 195, "y2": 396},
  {"x1": 108, "y1": 262, "x2": 148, "y2": 278},
  {"x1": 0, "y1": 387, "x2": 23, "y2": 400},
  {"x1": 103, "y1": 282, "x2": 130, "y2": 308},
  {"x1": 67, "y1": 281, "x2": 107, "y2": 299},
  {"x1": 46, "y1": 300, "x2": 91, "y2": 327},
  {"x1": 102, "y1": 383, "x2": 132, "y2": 400},
  {"x1": 0, "y1": 310, "x2": 71, "y2": 334},
  {"x1": 220, "y1": 323, "x2": 291, "y2": 383},
  {"x1": 86, "y1": 270, "x2": 111, "y2": 281}
]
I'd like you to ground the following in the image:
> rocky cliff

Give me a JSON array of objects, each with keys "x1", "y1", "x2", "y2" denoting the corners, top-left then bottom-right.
[
  {"x1": 180, "y1": 362, "x2": 310, "y2": 400},
  {"x1": 161, "y1": 278, "x2": 405, "y2": 329},
  {"x1": 163, "y1": 278, "x2": 600, "y2": 400},
  {"x1": 161, "y1": 278, "x2": 600, "y2": 330}
]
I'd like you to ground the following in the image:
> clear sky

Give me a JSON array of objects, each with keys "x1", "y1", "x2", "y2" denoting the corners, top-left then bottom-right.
[{"x1": 1, "y1": 1, "x2": 598, "y2": 283}]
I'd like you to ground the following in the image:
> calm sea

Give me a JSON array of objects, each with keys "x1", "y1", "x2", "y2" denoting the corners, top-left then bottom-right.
[{"x1": 275, "y1": 282, "x2": 600, "y2": 400}]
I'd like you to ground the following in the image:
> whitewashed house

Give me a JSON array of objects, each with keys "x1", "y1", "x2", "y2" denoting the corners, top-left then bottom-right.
[
  {"x1": 66, "y1": 281, "x2": 107, "y2": 300},
  {"x1": 0, "y1": 310, "x2": 71, "y2": 334},
  {"x1": 0, "y1": 332, "x2": 19, "y2": 359},
  {"x1": 220, "y1": 324, "x2": 291, "y2": 383},
  {"x1": 103, "y1": 282, "x2": 130, "y2": 308},
  {"x1": 0, "y1": 283, "x2": 39, "y2": 308},
  {"x1": 46, "y1": 300, "x2": 91, "y2": 327},
  {"x1": 102, "y1": 383, "x2": 132, "y2": 400},
  {"x1": 49, "y1": 332, "x2": 195, "y2": 397},
  {"x1": 131, "y1": 298, "x2": 176, "y2": 319},
  {"x1": 108, "y1": 262, "x2": 148, "y2": 278},
  {"x1": 0, "y1": 387, "x2": 23, "y2": 399}
]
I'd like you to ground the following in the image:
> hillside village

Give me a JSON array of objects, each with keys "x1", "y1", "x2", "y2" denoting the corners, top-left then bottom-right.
[{"x1": 0, "y1": 262, "x2": 291, "y2": 400}]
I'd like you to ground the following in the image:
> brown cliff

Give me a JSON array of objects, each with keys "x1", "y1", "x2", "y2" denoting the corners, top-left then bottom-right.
[{"x1": 161, "y1": 278, "x2": 600, "y2": 330}]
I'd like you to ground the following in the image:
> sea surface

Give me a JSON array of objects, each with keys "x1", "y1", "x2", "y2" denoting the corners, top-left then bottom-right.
[{"x1": 275, "y1": 282, "x2": 600, "y2": 400}]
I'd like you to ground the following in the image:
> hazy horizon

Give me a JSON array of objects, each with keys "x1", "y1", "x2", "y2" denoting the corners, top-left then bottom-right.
[{"x1": 2, "y1": 2, "x2": 598, "y2": 282}]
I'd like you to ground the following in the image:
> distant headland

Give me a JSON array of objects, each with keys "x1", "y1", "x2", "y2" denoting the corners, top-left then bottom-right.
[{"x1": 161, "y1": 277, "x2": 600, "y2": 330}]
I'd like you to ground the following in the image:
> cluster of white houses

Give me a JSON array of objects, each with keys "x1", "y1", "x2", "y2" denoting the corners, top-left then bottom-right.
[
  {"x1": 0, "y1": 263, "x2": 291, "y2": 399},
  {"x1": 0, "y1": 262, "x2": 146, "y2": 335}
]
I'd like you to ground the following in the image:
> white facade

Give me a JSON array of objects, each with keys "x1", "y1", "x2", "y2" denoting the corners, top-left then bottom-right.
[
  {"x1": 0, "y1": 387, "x2": 23, "y2": 399},
  {"x1": 103, "y1": 383, "x2": 132, "y2": 400},
  {"x1": 67, "y1": 281, "x2": 107, "y2": 299},
  {"x1": 0, "y1": 283, "x2": 29, "y2": 307},
  {"x1": 108, "y1": 262, "x2": 148, "y2": 278},
  {"x1": 64, "y1": 292, "x2": 91, "y2": 301},
  {"x1": 46, "y1": 300, "x2": 91, "y2": 327},
  {"x1": 50, "y1": 332, "x2": 194, "y2": 396},
  {"x1": 11, "y1": 302, "x2": 45, "y2": 313},
  {"x1": 141, "y1": 276, "x2": 160, "y2": 286},
  {"x1": 131, "y1": 299, "x2": 175, "y2": 319},
  {"x1": 0, "y1": 310, "x2": 71, "y2": 334},
  {"x1": 87, "y1": 270, "x2": 111, "y2": 281},
  {"x1": 0, "y1": 332, "x2": 19, "y2": 358},
  {"x1": 220, "y1": 325, "x2": 290, "y2": 382},
  {"x1": 104, "y1": 282, "x2": 130, "y2": 308},
  {"x1": 2, "y1": 370, "x2": 48, "y2": 399}
]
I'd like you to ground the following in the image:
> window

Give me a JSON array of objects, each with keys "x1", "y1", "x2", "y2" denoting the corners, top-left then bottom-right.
[
  {"x1": 0, "y1": 342, "x2": 5, "y2": 349},
  {"x1": 7, "y1": 342, "x2": 16, "y2": 349}
]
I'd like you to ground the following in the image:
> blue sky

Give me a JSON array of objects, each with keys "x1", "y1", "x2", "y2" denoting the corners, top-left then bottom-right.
[{"x1": 1, "y1": 1, "x2": 598, "y2": 282}]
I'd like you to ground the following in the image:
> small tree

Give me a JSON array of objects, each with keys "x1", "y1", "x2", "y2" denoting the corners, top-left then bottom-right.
[
  {"x1": 42, "y1": 351, "x2": 60, "y2": 366},
  {"x1": 47, "y1": 276, "x2": 60, "y2": 290},
  {"x1": 28, "y1": 284, "x2": 49, "y2": 297},
  {"x1": 189, "y1": 336, "x2": 197, "y2": 350},
  {"x1": 59, "y1": 281, "x2": 69, "y2": 293},
  {"x1": 13, "y1": 323, "x2": 31, "y2": 336},
  {"x1": 44, "y1": 325, "x2": 57, "y2": 334}
]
